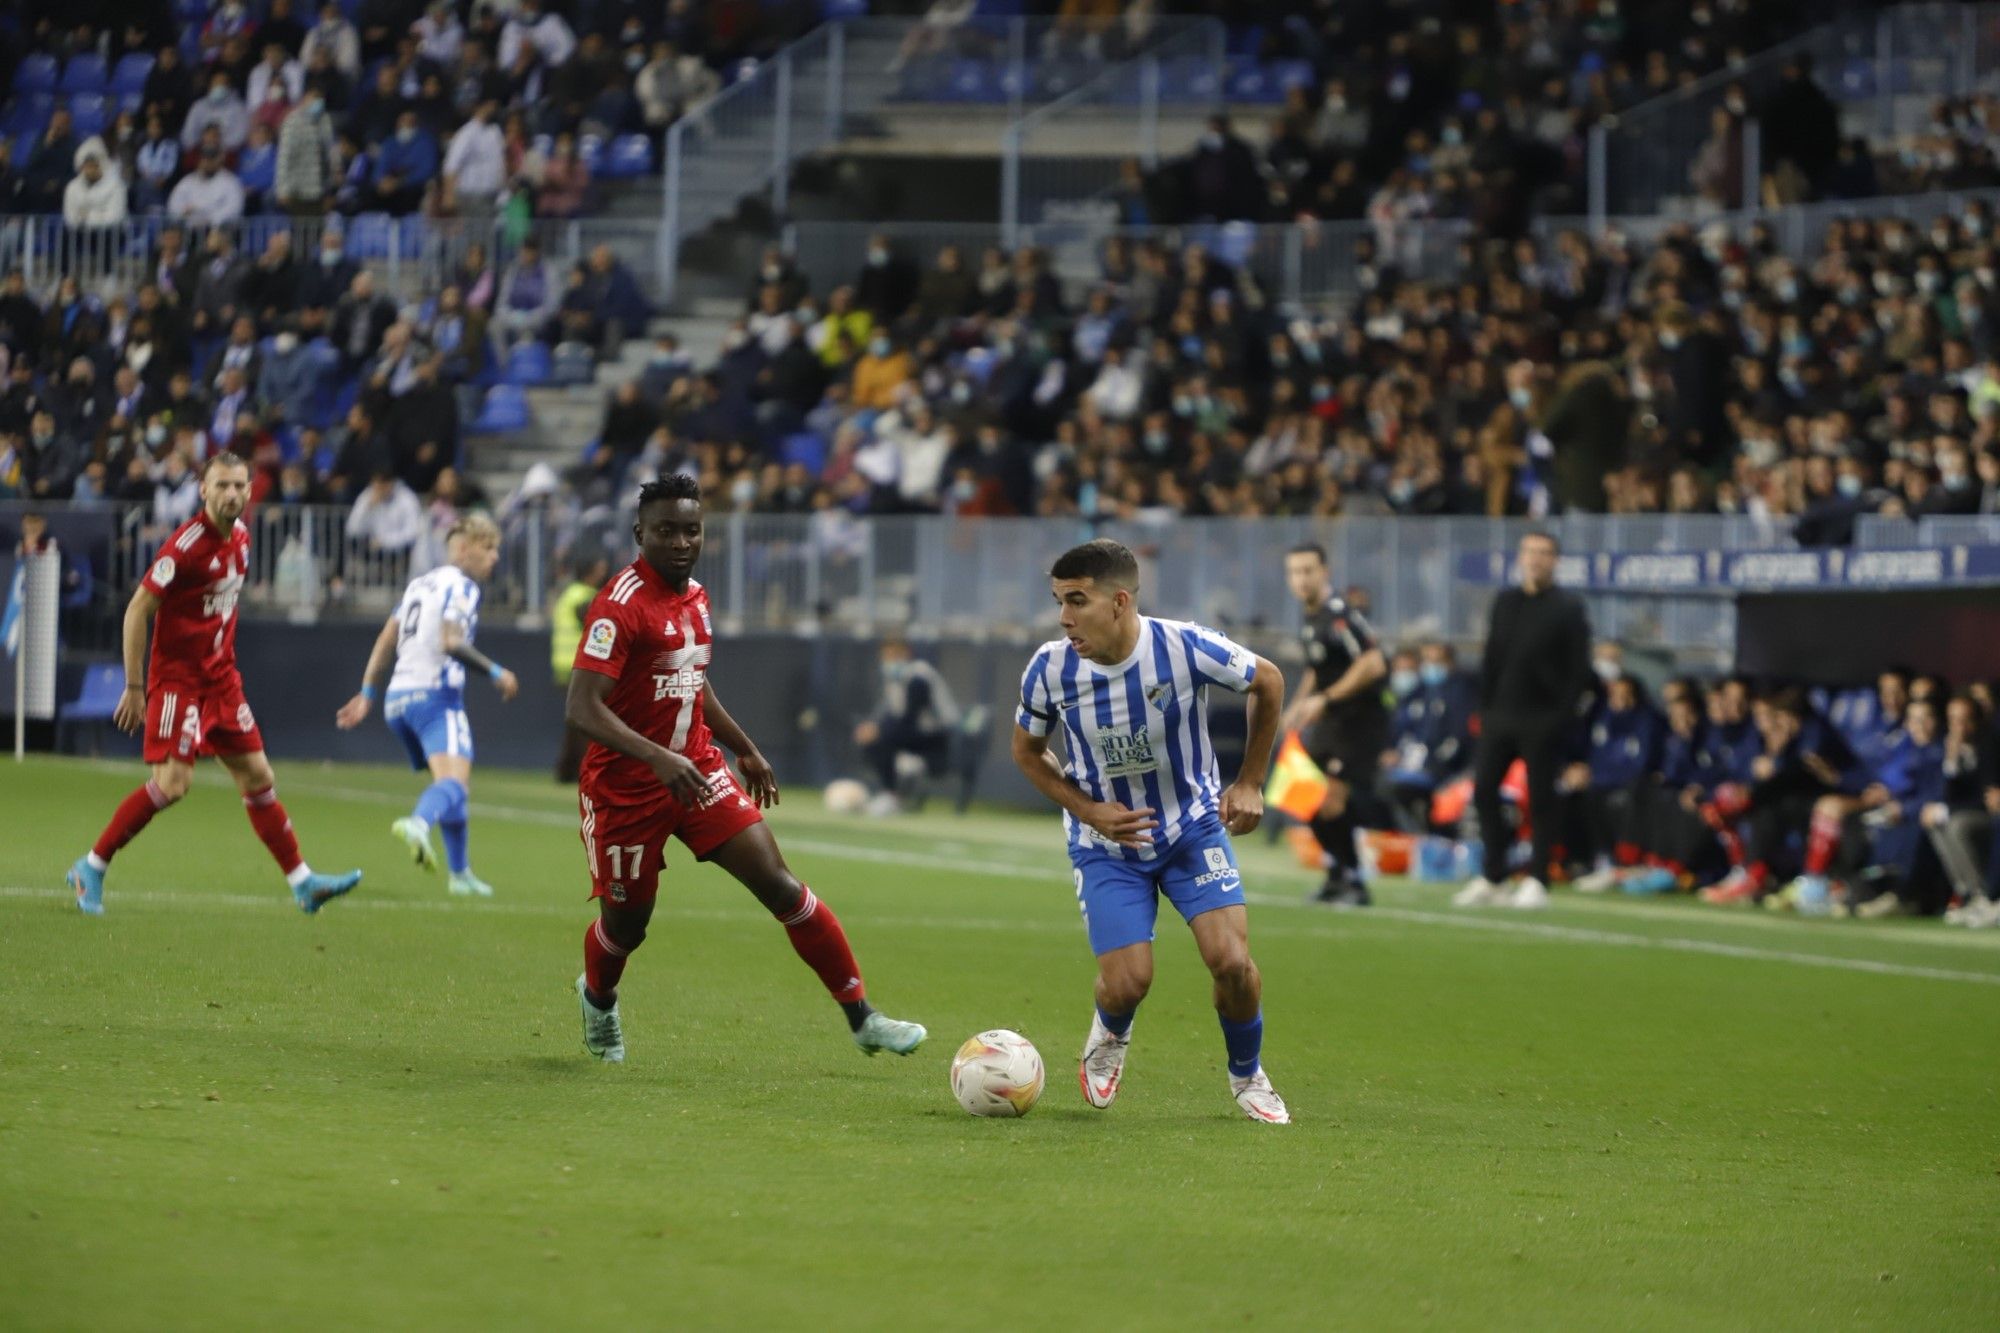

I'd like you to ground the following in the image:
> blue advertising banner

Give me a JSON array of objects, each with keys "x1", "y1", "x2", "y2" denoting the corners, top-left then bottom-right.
[{"x1": 1456, "y1": 545, "x2": 2000, "y2": 594}]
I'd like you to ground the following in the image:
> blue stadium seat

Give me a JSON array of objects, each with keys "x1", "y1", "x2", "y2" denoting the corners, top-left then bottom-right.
[
  {"x1": 57, "y1": 661, "x2": 127, "y2": 755},
  {"x1": 2, "y1": 93, "x2": 53, "y2": 135},
  {"x1": 13, "y1": 54, "x2": 57, "y2": 94},
  {"x1": 1271, "y1": 59, "x2": 1316, "y2": 94},
  {"x1": 343, "y1": 213, "x2": 396, "y2": 258},
  {"x1": 820, "y1": 0, "x2": 868, "y2": 19},
  {"x1": 468, "y1": 384, "x2": 531, "y2": 433},
  {"x1": 117, "y1": 91, "x2": 144, "y2": 117},
  {"x1": 111, "y1": 54, "x2": 154, "y2": 96},
  {"x1": 68, "y1": 93, "x2": 109, "y2": 138},
  {"x1": 1160, "y1": 56, "x2": 1221, "y2": 104},
  {"x1": 577, "y1": 133, "x2": 603, "y2": 171},
  {"x1": 780, "y1": 432, "x2": 828, "y2": 475},
  {"x1": 60, "y1": 54, "x2": 109, "y2": 95},
  {"x1": 600, "y1": 133, "x2": 653, "y2": 177},
  {"x1": 550, "y1": 340, "x2": 595, "y2": 386},
  {"x1": 944, "y1": 59, "x2": 998, "y2": 104},
  {"x1": 1225, "y1": 62, "x2": 1280, "y2": 105},
  {"x1": 503, "y1": 341, "x2": 551, "y2": 385}
]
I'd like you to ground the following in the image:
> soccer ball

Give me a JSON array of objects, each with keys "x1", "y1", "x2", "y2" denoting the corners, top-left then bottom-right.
[
  {"x1": 950, "y1": 1029, "x2": 1045, "y2": 1118},
  {"x1": 822, "y1": 778, "x2": 869, "y2": 815}
]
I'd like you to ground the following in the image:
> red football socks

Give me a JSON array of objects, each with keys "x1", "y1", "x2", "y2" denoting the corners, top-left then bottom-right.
[
  {"x1": 241, "y1": 786, "x2": 303, "y2": 876},
  {"x1": 775, "y1": 887, "x2": 865, "y2": 1004},
  {"x1": 1804, "y1": 810, "x2": 1843, "y2": 875},
  {"x1": 92, "y1": 781, "x2": 172, "y2": 862},
  {"x1": 583, "y1": 918, "x2": 630, "y2": 1003}
]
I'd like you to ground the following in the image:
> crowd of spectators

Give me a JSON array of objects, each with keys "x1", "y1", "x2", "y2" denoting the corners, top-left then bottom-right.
[
  {"x1": 1370, "y1": 643, "x2": 2000, "y2": 921},
  {"x1": 0, "y1": 0, "x2": 758, "y2": 229},
  {"x1": 1107, "y1": 0, "x2": 1820, "y2": 229},
  {"x1": 0, "y1": 218, "x2": 499, "y2": 551},
  {"x1": 567, "y1": 197, "x2": 2000, "y2": 538}
]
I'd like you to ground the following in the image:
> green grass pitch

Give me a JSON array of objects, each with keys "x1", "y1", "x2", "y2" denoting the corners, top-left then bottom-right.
[{"x1": 1, "y1": 756, "x2": 1996, "y2": 1329}]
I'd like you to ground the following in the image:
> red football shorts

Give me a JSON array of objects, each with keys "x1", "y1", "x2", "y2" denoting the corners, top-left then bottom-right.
[
  {"x1": 144, "y1": 677, "x2": 266, "y2": 765},
  {"x1": 578, "y1": 749, "x2": 763, "y2": 907}
]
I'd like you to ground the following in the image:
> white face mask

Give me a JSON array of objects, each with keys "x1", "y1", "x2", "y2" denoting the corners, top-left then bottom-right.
[{"x1": 275, "y1": 333, "x2": 299, "y2": 354}]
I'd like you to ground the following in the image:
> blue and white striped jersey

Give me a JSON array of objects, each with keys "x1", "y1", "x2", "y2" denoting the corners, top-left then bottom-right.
[
  {"x1": 388, "y1": 564, "x2": 482, "y2": 694},
  {"x1": 1016, "y1": 617, "x2": 1258, "y2": 861}
]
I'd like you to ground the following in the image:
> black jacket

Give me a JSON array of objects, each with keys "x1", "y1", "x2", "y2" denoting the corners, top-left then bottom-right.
[{"x1": 1479, "y1": 584, "x2": 1593, "y2": 721}]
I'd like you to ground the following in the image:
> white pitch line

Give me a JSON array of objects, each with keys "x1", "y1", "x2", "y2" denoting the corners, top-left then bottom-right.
[{"x1": 27, "y1": 764, "x2": 2000, "y2": 987}]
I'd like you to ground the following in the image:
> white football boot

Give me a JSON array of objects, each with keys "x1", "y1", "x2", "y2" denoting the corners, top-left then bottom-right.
[
  {"x1": 576, "y1": 974, "x2": 625, "y2": 1063},
  {"x1": 1078, "y1": 1011, "x2": 1131, "y2": 1109},
  {"x1": 1230, "y1": 1068, "x2": 1291, "y2": 1124}
]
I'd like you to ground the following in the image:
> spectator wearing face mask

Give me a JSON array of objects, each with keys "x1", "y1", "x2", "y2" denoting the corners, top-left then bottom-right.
[
  {"x1": 182, "y1": 72, "x2": 251, "y2": 155},
  {"x1": 851, "y1": 333, "x2": 914, "y2": 411},
  {"x1": 258, "y1": 324, "x2": 318, "y2": 428}
]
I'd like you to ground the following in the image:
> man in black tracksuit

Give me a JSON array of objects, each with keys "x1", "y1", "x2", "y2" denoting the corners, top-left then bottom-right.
[
  {"x1": 1459, "y1": 531, "x2": 1593, "y2": 908},
  {"x1": 1282, "y1": 543, "x2": 1389, "y2": 907}
]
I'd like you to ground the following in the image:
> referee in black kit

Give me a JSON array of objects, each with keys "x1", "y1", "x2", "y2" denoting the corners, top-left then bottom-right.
[
  {"x1": 1454, "y1": 530, "x2": 1594, "y2": 911},
  {"x1": 1281, "y1": 543, "x2": 1389, "y2": 907}
]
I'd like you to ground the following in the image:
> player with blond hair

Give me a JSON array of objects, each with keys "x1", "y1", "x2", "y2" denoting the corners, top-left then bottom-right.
[{"x1": 337, "y1": 513, "x2": 520, "y2": 897}]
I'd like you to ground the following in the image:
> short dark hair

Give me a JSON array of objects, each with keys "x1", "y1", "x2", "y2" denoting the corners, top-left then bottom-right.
[
  {"x1": 637, "y1": 474, "x2": 702, "y2": 513},
  {"x1": 1050, "y1": 539, "x2": 1139, "y2": 590},
  {"x1": 1285, "y1": 542, "x2": 1327, "y2": 564}
]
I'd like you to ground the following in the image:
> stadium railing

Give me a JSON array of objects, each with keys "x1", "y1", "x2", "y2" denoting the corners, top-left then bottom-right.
[
  {"x1": 74, "y1": 507, "x2": 1994, "y2": 662},
  {"x1": 1596, "y1": 1, "x2": 2000, "y2": 219},
  {"x1": 657, "y1": 16, "x2": 1224, "y2": 307},
  {"x1": 998, "y1": 19, "x2": 1229, "y2": 244}
]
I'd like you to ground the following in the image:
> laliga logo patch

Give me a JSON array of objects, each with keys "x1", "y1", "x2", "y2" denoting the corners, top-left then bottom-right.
[
  {"x1": 151, "y1": 556, "x2": 176, "y2": 586},
  {"x1": 583, "y1": 618, "x2": 617, "y2": 660}
]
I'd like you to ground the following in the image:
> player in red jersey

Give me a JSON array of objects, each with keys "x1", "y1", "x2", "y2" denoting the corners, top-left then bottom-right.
[
  {"x1": 65, "y1": 454, "x2": 362, "y2": 916},
  {"x1": 564, "y1": 475, "x2": 926, "y2": 1063}
]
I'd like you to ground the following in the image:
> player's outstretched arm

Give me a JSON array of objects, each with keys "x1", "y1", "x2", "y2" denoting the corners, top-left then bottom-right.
[
  {"x1": 113, "y1": 587, "x2": 161, "y2": 733},
  {"x1": 701, "y1": 681, "x2": 778, "y2": 808},
  {"x1": 441, "y1": 621, "x2": 518, "y2": 701},
  {"x1": 1010, "y1": 725, "x2": 1156, "y2": 848},
  {"x1": 565, "y1": 668, "x2": 712, "y2": 801},
  {"x1": 1221, "y1": 655, "x2": 1284, "y2": 836},
  {"x1": 335, "y1": 614, "x2": 400, "y2": 729}
]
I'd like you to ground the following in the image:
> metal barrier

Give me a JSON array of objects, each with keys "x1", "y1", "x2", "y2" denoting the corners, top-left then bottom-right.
[
  {"x1": 11, "y1": 180, "x2": 2000, "y2": 331},
  {"x1": 1000, "y1": 20, "x2": 1227, "y2": 243},
  {"x1": 1597, "y1": 2, "x2": 2000, "y2": 218},
  {"x1": 44, "y1": 503, "x2": 2000, "y2": 666}
]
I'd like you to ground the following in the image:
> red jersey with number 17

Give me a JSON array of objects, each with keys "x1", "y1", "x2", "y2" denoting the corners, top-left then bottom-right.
[
  {"x1": 140, "y1": 514, "x2": 250, "y2": 689},
  {"x1": 572, "y1": 559, "x2": 718, "y2": 799}
]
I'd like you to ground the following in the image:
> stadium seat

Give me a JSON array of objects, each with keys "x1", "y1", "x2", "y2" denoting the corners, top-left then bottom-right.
[
  {"x1": 12, "y1": 54, "x2": 56, "y2": 94},
  {"x1": 550, "y1": 340, "x2": 595, "y2": 386},
  {"x1": 118, "y1": 91, "x2": 144, "y2": 117},
  {"x1": 577, "y1": 134, "x2": 604, "y2": 171},
  {"x1": 780, "y1": 432, "x2": 828, "y2": 475},
  {"x1": 2, "y1": 93, "x2": 53, "y2": 135},
  {"x1": 819, "y1": 0, "x2": 868, "y2": 18},
  {"x1": 68, "y1": 93, "x2": 108, "y2": 138},
  {"x1": 111, "y1": 54, "x2": 154, "y2": 96},
  {"x1": 943, "y1": 59, "x2": 998, "y2": 104},
  {"x1": 468, "y1": 384, "x2": 531, "y2": 433},
  {"x1": 56, "y1": 661, "x2": 127, "y2": 755},
  {"x1": 503, "y1": 341, "x2": 551, "y2": 386},
  {"x1": 601, "y1": 133, "x2": 653, "y2": 178},
  {"x1": 60, "y1": 54, "x2": 108, "y2": 95}
]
